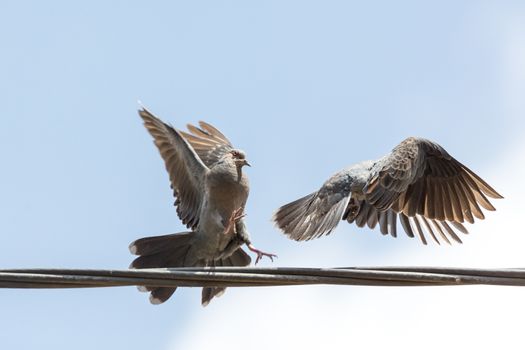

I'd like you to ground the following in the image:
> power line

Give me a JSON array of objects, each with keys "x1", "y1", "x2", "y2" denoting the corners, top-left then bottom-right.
[{"x1": 1, "y1": 266, "x2": 525, "y2": 290}]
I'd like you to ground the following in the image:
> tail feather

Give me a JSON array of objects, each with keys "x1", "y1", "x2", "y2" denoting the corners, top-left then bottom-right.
[
  {"x1": 202, "y1": 287, "x2": 225, "y2": 307},
  {"x1": 129, "y1": 232, "x2": 195, "y2": 305},
  {"x1": 227, "y1": 247, "x2": 251, "y2": 266},
  {"x1": 129, "y1": 232, "x2": 193, "y2": 256},
  {"x1": 200, "y1": 248, "x2": 251, "y2": 307},
  {"x1": 130, "y1": 244, "x2": 192, "y2": 269},
  {"x1": 273, "y1": 192, "x2": 317, "y2": 231},
  {"x1": 274, "y1": 189, "x2": 350, "y2": 241},
  {"x1": 150, "y1": 287, "x2": 178, "y2": 305},
  {"x1": 129, "y1": 232, "x2": 251, "y2": 306}
]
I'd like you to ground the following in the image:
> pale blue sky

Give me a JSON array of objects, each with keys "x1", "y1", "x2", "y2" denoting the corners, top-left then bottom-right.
[{"x1": 1, "y1": 1, "x2": 524, "y2": 349}]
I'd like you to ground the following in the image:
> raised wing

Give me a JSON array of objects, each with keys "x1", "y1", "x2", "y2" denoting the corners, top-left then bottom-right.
[
  {"x1": 344, "y1": 198, "x2": 468, "y2": 245},
  {"x1": 364, "y1": 137, "x2": 502, "y2": 220},
  {"x1": 354, "y1": 137, "x2": 502, "y2": 244},
  {"x1": 139, "y1": 108, "x2": 209, "y2": 229},
  {"x1": 274, "y1": 137, "x2": 502, "y2": 244},
  {"x1": 180, "y1": 121, "x2": 234, "y2": 168}
]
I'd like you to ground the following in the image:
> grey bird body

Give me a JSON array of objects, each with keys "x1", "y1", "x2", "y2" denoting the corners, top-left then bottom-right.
[
  {"x1": 274, "y1": 137, "x2": 503, "y2": 244},
  {"x1": 130, "y1": 107, "x2": 256, "y2": 305},
  {"x1": 192, "y1": 161, "x2": 250, "y2": 261}
]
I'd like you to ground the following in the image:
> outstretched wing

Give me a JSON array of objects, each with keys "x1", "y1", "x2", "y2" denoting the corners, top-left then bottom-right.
[
  {"x1": 139, "y1": 108, "x2": 209, "y2": 230},
  {"x1": 344, "y1": 198, "x2": 468, "y2": 245},
  {"x1": 180, "y1": 121, "x2": 234, "y2": 168},
  {"x1": 274, "y1": 137, "x2": 502, "y2": 244},
  {"x1": 273, "y1": 171, "x2": 353, "y2": 241},
  {"x1": 352, "y1": 137, "x2": 502, "y2": 244}
]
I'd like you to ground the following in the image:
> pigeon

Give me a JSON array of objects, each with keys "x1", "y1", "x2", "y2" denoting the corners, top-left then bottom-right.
[
  {"x1": 130, "y1": 107, "x2": 276, "y2": 306},
  {"x1": 273, "y1": 137, "x2": 503, "y2": 245}
]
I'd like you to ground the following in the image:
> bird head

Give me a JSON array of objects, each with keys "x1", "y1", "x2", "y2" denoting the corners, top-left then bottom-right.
[{"x1": 230, "y1": 149, "x2": 251, "y2": 168}]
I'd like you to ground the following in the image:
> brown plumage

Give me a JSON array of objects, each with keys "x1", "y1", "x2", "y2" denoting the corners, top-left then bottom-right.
[
  {"x1": 274, "y1": 137, "x2": 502, "y2": 245},
  {"x1": 130, "y1": 107, "x2": 259, "y2": 306}
]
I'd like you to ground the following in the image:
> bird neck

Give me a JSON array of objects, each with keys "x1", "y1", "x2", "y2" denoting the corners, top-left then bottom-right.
[{"x1": 236, "y1": 166, "x2": 243, "y2": 182}]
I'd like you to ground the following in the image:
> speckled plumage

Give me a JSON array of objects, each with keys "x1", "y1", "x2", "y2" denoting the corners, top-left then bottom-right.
[{"x1": 274, "y1": 137, "x2": 503, "y2": 245}]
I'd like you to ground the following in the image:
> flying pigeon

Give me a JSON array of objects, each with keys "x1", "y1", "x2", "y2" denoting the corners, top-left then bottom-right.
[
  {"x1": 130, "y1": 107, "x2": 275, "y2": 306},
  {"x1": 273, "y1": 137, "x2": 502, "y2": 245}
]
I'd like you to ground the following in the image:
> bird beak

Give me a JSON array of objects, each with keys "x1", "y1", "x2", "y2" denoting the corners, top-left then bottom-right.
[{"x1": 244, "y1": 160, "x2": 251, "y2": 167}]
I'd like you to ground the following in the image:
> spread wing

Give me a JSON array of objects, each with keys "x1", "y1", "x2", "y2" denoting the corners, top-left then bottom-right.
[
  {"x1": 180, "y1": 121, "x2": 234, "y2": 168},
  {"x1": 350, "y1": 137, "x2": 502, "y2": 244},
  {"x1": 139, "y1": 108, "x2": 209, "y2": 230},
  {"x1": 344, "y1": 198, "x2": 468, "y2": 245},
  {"x1": 274, "y1": 137, "x2": 502, "y2": 244},
  {"x1": 273, "y1": 171, "x2": 353, "y2": 241}
]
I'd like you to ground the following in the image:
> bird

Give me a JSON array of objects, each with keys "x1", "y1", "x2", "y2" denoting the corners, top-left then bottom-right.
[
  {"x1": 129, "y1": 107, "x2": 276, "y2": 306},
  {"x1": 273, "y1": 137, "x2": 503, "y2": 245}
]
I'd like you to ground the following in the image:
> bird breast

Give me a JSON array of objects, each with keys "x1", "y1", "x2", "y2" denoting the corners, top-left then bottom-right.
[{"x1": 205, "y1": 165, "x2": 249, "y2": 218}]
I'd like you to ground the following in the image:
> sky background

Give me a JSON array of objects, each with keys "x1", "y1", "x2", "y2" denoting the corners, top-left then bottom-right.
[{"x1": 1, "y1": 1, "x2": 524, "y2": 349}]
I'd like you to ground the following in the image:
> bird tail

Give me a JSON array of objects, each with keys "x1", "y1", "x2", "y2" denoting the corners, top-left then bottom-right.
[
  {"x1": 200, "y1": 247, "x2": 251, "y2": 306},
  {"x1": 273, "y1": 190, "x2": 351, "y2": 241},
  {"x1": 129, "y1": 232, "x2": 251, "y2": 306},
  {"x1": 273, "y1": 192, "x2": 319, "y2": 241},
  {"x1": 129, "y1": 232, "x2": 195, "y2": 305}
]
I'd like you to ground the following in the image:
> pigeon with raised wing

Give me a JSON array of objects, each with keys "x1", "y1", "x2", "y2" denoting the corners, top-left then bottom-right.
[
  {"x1": 130, "y1": 107, "x2": 275, "y2": 306},
  {"x1": 273, "y1": 137, "x2": 502, "y2": 245}
]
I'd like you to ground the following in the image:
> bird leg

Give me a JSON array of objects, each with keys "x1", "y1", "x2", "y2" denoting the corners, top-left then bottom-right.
[
  {"x1": 223, "y1": 207, "x2": 246, "y2": 235},
  {"x1": 246, "y1": 244, "x2": 278, "y2": 265},
  {"x1": 224, "y1": 207, "x2": 278, "y2": 264}
]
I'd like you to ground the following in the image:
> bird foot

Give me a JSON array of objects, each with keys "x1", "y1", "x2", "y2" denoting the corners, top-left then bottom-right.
[
  {"x1": 223, "y1": 207, "x2": 246, "y2": 235},
  {"x1": 247, "y1": 244, "x2": 278, "y2": 265}
]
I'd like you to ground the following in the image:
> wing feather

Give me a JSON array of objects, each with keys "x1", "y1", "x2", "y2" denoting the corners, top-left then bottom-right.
[
  {"x1": 431, "y1": 220, "x2": 450, "y2": 244},
  {"x1": 421, "y1": 216, "x2": 443, "y2": 245},
  {"x1": 180, "y1": 121, "x2": 234, "y2": 168},
  {"x1": 387, "y1": 210, "x2": 397, "y2": 237},
  {"x1": 441, "y1": 221, "x2": 463, "y2": 243},
  {"x1": 399, "y1": 213, "x2": 415, "y2": 239},
  {"x1": 365, "y1": 137, "x2": 501, "y2": 221},
  {"x1": 275, "y1": 137, "x2": 501, "y2": 245},
  {"x1": 412, "y1": 216, "x2": 428, "y2": 245},
  {"x1": 139, "y1": 108, "x2": 209, "y2": 229},
  {"x1": 351, "y1": 138, "x2": 501, "y2": 244},
  {"x1": 367, "y1": 207, "x2": 379, "y2": 229}
]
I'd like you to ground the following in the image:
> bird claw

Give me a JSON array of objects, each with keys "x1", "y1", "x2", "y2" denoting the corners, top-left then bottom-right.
[
  {"x1": 231, "y1": 207, "x2": 246, "y2": 222},
  {"x1": 247, "y1": 244, "x2": 278, "y2": 265},
  {"x1": 223, "y1": 207, "x2": 246, "y2": 235}
]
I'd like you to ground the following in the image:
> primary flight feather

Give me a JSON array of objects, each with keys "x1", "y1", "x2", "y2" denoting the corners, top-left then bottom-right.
[{"x1": 273, "y1": 137, "x2": 502, "y2": 245}]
